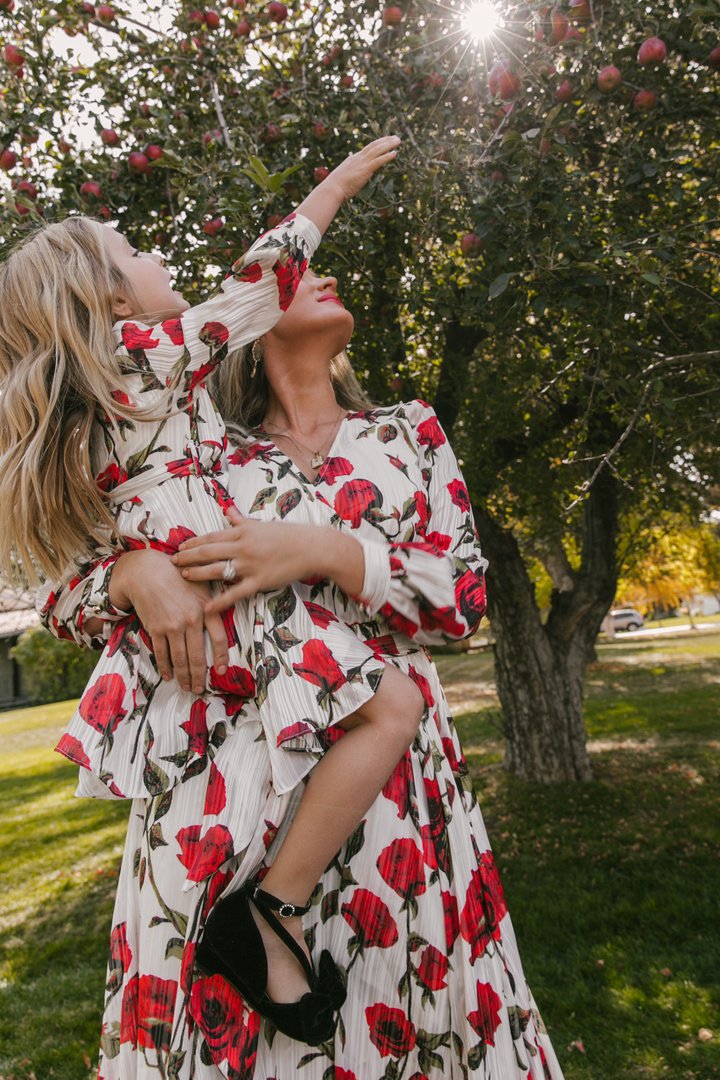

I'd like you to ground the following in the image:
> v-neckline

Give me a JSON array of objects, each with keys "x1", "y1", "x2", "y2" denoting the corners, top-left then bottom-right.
[{"x1": 258, "y1": 412, "x2": 350, "y2": 486}]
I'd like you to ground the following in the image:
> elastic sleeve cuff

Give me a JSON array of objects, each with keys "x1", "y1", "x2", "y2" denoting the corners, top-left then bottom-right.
[
  {"x1": 355, "y1": 535, "x2": 392, "y2": 616},
  {"x1": 293, "y1": 213, "x2": 322, "y2": 256}
]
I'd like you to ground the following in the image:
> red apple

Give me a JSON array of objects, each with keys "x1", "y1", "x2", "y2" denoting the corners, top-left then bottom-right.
[
  {"x1": 489, "y1": 169, "x2": 504, "y2": 183},
  {"x1": 20, "y1": 128, "x2": 38, "y2": 144},
  {"x1": 0, "y1": 148, "x2": 17, "y2": 170},
  {"x1": 81, "y1": 2, "x2": 95, "y2": 14},
  {"x1": 3, "y1": 44, "x2": 24, "y2": 67},
  {"x1": 597, "y1": 64, "x2": 621, "y2": 93},
  {"x1": 313, "y1": 165, "x2": 330, "y2": 182},
  {"x1": 79, "y1": 180, "x2": 103, "y2": 199},
  {"x1": 97, "y1": 205, "x2": 112, "y2": 220},
  {"x1": 389, "y1": 375, "x2": 403, "y2": 394},
  {"x1": 563, "y1": 26, "x2": 583, "y2": 42},
  {"x1": 203, "y1": 216, "x2": 225, "y2": 236},
  {"x1": 187, "y1": 8, "x2": 205, "y2": 24},
  {"x1": 568, "y1": 0, "x2": 591, "y2": 22},
  {"x1": 460, "y1": 232, "x2": 484, "y2": 257},
  {"x1": 0, "y1": 0, "x2": 16, "y2": 8},
  {"x1": 488, "y1": 60, "x2": 521, "y2": 100},
  {"x1": 229, "y1": 0, "x2": 246, "y2": 7},
  {"x1": 233, "y1": 17, "x2": 251, "y2": 35},
  {"x1": 138, "y1": 102, "x2": 152, "y2": 118},
  {"x1": 556, "y1": 78, "x2": 573, "y2": 102},
  {"x1": 534, "y1": 27, "x2": 545, "y2": 42},
  {"x1": 312, "y1": 120, "x2": 329, "y2": 139},
  {"x1": 382, "y1": 6, "x2": 403, "y2": 26},
  {"x1": 204, "y1": 8, "x2": 221, "y2": 28},
  {"x1": 16, "y1": 179, "x2": 37, "y2": 199},
  {"x1": 708, "y1": 45, "x2": 720, "y2": 70},
  {"x1": 266, "y1": 212, "x2": 284, "y2": 229},
  {"x1": 145, "y1": 143, "x2": 164, "y2": 160},
  {"x1": 15, "y1": 202, "x2": 30, "y2": 216},
  {"x1": 128, "y1": 150, "x2": 151, "y2": 174},
  {"x1": 96, "y1": 4, "x2": 115, "y2": 22},
  {"x1": 57, "y1": 138, "x2": 72, "y2": 154},
  {"x1": 638, "y1": 36, "x2": 666, "y2": 66},
  {"x1": 203, "y1": 128, "x2": 223, "y2": 145},
  {"x1": 549, "y1": 11, "x2": 567, "y2": 45},
  {"x1": 267, "y1": 1, "x2": 287, "y2": 21},
  {"x1": 341, "y1": 74, "x2": 354, "y2": 88},
  {"x1": 262, "y1": 123, "x2": 282, "y2": 143},
  {"x1": 632, "y1": 88, "x2": 657, "y2": 111},
  {"x1": 100, "y1": 127, "x2": 119, "y2": 146}
]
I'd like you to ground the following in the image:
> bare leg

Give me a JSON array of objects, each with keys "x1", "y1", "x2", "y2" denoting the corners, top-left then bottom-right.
[{"x1": 250, "y1": 663, "x2": 424, "y2": 1003}]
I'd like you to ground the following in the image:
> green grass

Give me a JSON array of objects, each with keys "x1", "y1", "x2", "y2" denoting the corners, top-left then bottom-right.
[{"x1": 1, "y1": 638, "x2": 719, "y2": 1079}]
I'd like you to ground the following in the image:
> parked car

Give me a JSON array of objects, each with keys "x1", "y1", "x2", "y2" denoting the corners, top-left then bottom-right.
[{"x1": 610, "y1": 607, "x2": 645, "y2": 631}]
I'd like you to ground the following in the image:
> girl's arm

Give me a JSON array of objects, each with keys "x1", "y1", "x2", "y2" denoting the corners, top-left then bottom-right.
[{"x1": 120, "y1": 137, "x2": 401, "y2": 391}]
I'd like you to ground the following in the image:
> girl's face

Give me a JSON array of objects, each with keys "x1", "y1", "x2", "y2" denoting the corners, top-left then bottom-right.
[
  {"x1": 265, "y1": 268, "x2": 354, "y2": 353},
  {"x1": 104, "y1": 226, "x2": 189, "y2": 322}
]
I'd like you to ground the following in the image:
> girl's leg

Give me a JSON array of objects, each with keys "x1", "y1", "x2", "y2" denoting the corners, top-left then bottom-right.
[{"x1": 251, "y1": 663, "x2": 424, "y2": 1003}]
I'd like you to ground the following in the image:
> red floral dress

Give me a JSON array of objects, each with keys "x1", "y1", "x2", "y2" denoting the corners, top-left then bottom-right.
[
  {"x1": 41, "y1": 400, "x2": 565, "y2": 1080},
  {"x1": 40, "y1": 210, "x2": 388, "y2": 805}
]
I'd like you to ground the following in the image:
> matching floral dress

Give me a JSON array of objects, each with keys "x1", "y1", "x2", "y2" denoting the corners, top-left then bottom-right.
[{"x1": 37, "y1": 215, "x2": 566, "y2": 1079}]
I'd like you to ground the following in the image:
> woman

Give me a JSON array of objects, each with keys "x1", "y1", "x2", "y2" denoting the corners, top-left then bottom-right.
[{"x1": 41, "y1": 265, "x2": 565, "y2": 1078}]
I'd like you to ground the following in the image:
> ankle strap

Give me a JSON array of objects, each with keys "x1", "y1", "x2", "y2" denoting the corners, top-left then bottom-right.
[{"x1": 252, "y1": 884, "x2": 311, "y2": 919}]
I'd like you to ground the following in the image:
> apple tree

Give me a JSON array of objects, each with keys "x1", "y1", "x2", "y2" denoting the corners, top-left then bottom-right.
[{"x1": 1, "y1": 0, "x2": 718, "y2": 781}]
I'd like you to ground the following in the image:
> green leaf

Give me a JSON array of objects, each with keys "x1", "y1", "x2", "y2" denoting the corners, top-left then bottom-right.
[
  {"x1": 249, "y1": 486, "x2": 277, "y2": 513},
  {"x1": 642, "y1": 272, "x2": 662, "y2": 285},
  {"x1": 488, "y1": 273, "x2": 514, "y2": 300}
]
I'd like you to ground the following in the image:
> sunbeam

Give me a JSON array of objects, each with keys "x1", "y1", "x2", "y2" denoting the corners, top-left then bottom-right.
[{"x1": 462, "y1": 1, "x2": 501, "y2": 42}]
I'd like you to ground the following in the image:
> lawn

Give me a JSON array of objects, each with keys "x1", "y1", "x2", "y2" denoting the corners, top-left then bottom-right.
[{"x1": 1, "y1": 635, "x2": 719, "y2": 1080}]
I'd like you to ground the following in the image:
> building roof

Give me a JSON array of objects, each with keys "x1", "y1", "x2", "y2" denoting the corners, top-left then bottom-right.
[{"x1": 0, "y1": 586, "x2": 40, "y2": 641}]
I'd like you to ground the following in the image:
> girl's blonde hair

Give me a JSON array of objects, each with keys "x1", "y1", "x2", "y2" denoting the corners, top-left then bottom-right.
[
  {"x1": 212, "y1": 343, "x2": 372, "y2": 436},
  {"x1": 0, "y1": 214, "x2": 170, "y2": 586}
]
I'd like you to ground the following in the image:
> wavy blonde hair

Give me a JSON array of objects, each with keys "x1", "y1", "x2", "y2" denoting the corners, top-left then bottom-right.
[
  {"x1": 0, "y1": 214, "x2": 174, "y2": 586},
  {"x1": 212, "y1": 343, "x2": 372, "y2": 437}
]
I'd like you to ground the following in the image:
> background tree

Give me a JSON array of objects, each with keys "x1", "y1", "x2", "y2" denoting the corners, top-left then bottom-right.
[{"x1": 1, "y1": 0, "x2": 718, "y2": 780}]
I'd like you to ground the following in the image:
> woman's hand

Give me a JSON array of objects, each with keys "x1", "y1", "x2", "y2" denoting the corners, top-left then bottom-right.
[
  {"x1": 108, "y1": 549, "x2": 230, "y2": 693},
  {"x1": 172, "y1": 508, "x2": 365, "y2": 613}
]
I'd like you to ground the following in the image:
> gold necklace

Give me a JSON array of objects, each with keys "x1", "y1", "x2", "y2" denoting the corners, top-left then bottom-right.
[{"x1": 262, "y1": 412, "x2": 346, "y2": 471}]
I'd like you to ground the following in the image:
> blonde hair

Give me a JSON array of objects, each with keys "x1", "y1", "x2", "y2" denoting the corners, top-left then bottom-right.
[
  {"x1": 212, "y1": 343, "x2": 372, "y2": 436},
  {"x1": 0, "y1": 214, "x2": 169, "y2": 586}
]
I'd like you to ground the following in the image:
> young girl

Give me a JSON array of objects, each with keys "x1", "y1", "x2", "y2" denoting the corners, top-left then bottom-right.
[{"x1": 0, "y1": 136, "x2": 425, "y2": 1044}]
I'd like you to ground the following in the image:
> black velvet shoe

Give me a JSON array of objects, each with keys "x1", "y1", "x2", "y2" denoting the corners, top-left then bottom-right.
[{"x1": 195, "y1": 880, "x2": 346, "y2": 1045}]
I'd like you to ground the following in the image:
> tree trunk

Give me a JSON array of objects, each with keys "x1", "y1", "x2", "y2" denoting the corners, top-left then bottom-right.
[{"x1": 473, "y1": 472, "x2": 619, "y2": 782}]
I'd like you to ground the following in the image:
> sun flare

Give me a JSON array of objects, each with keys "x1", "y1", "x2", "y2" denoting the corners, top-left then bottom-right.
[{"x1": 462, "y1": 1, "x2": 500, "y2": 41}]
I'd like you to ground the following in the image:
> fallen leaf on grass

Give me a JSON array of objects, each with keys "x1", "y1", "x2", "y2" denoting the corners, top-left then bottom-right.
[
  {"x1": 698, "y1": 1028, "x2": 713, "y2": 1041},
  {"x1": 567, "y1": 1039, "x2": 586, "y2": 1053}
]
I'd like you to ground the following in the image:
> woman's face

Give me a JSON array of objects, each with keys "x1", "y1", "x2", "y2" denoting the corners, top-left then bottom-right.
[
  {"x1": 265, "y1": 268, "x2": 354, "y2": 355},
  {"x1": 103, "y1": 226, "x2": 189, "y2": 321}
]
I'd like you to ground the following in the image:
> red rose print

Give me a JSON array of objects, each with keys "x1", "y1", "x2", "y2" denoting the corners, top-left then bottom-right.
[
  {"x1": 55, "y1": 732, "x2": 91, "y2": 769},
  {"x1": 164, "y1": 525, "x2": 197, "y2": 553},
  {"x1": 416, "y1": 944, "x2": 448, "y2": 991},
  {"x1": 408, "y1": 665, "x2": 434, "y2": 709},
  {"x1": 120, "y1": 973, "x2": 139, "y2": 1047},
  {"x1": 96, "y1": 462, "x2": 128, "y2": 492},
  {"x1": 467, "y1": 980, "x2": 503, "y2": 1046},
  {"x1": 199, "y1": 321, "x2": 230, "y2": 348},
  {"x1": 456, "y1": 569, "x2": 487, "y2": 628},
  {"x1": 292, "y1": 640, "x2": 347, "y2": 695},
  {"x1": 189, "y1": 972, "x2": 245, "y2": 1063},
  {"x1": 331, "y1": 1071, "x2": 358, "y2": 1080},
  {"x1": 441, "y1": 735, "x2": 462, "y2": 775},
  {"x1": 225, "y1": 1007, "x2": 261, "y2": 1075},
  {"x1": 200, "y1": 867, "x2": 235, "y2": 923},
  {"x1": 135, "y1": 974, "x2": 177, "y2": 1053},
  {"x1": 381, "y1": 752, "x2": 413, "y2": 819},
  {"x1": 280, "y1": 211, "x2": 297, "y2": 225},
  {"x1": 110, "y1": 389, "x2": 134, "y2": 407},
  {"x1": 109, "y1": 921, "x2": 132, "y2": 974},
  {"x1": 416, "y1": 414, "x2": 446, "y2": 452},
  {"x1": 442, "y1": 889, "x2": 460, "y2": 952},
  {"x1": 415, "y1": 489, "x2": 429, "y2": 531},
  {"x1": 334, "y1": 478, "x2": 383, "y2": 528},
  {"x1": 459, "y1": 857, "x2": 507, "y2": 962},
  {"x1": 365, "y1": 635, "x2": 400, "y2": 659},
  {"x1": 161, "y1": 317, "x2": 185, "y2": 345},
  {"x1": 419, "y1": 604, "x2": 466, "y2": 638},
  {"x1": 448, "y1": 478, "x2": 471, "y2": 512},
  {"x1": 51, "y1": 615, "x2": 76, "y2": 642},
  {"x1": 318, "y1": 455, "x2": 354, "y2": 485},
  {"x1": 220, "y1": 604, "x2": 238, "y2": 649},
  {"x1": 166, "y1": 457, "x2": 194, "y2": 478},
  {"x1": 121, "y1": 323, "x2": 159, "y2": 351},
  {"x1": 365, "y1": 1003, "x2": 417, "y2": 1058},
  {"x1": 303, "y1": 601, "x2": 339, "y2": 629},
  {"x1": 341, "y1": 889, "x2": 399, "y2": 949},
  {"x1": 203, "y1": 762, "x2": 227, "y2": 816},
  {"x1": 227, "y1": 441, "x2": 272, "y2": 466},
  {"x1": 376, "y1": 838, "x2": 427, "y2": 902},
  {"x1": 186, "y1": 359, "x2": 218, "y2": 394},
  {"x1": 180, "y1": 941, "x2": 197, "y2": 997},
  {"x1": 181, "y1": 699, "x2": 209, "y2": 756},
  {"x1": 380, "y1": 602, "x2": 420, "y2": 639},
  {"x1": 425, "y1": 530, "x2": 452, "y2": 551},
  {"x1": 209, "y1": 664, "x2": 256, "y2": 716},
  {"x1": 274, "y1": 254, "x2": 307, "y2": 311},
  {"x1": 176, "y1": 824, "x2": 234, "y2": 881},
  {"x1": 234, "y1": 260, "x2": 262, "y2": 283},
  {"x1": 276, "y1": 719, "x2": 314, "y2": 745},
  {"x1": 79, "y1": 673, "x2": 127, "y2": 736}
]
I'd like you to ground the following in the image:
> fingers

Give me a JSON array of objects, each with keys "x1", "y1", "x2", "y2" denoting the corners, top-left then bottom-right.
[
  {"x1": 180, "y1": 560, "x2": 229, "y2": 582},
  {"x1": 153, "y1": 634, "x2": 174, "y2": 682},
  {"x1": 166, "y1": 627, "x2": 192, "y2": 692},
  {"x1": 205, "y1": 610, "x2": 229, "y2": 675},
  {"x1": 177, "y1": 527, "x2": 241, "y2": 551},
  {"x1": 225, "y1": 506, "x2": 243, "y2": 526},
  {"x1": 205, "y1": 579, "x2": 259, "y2": 614}
]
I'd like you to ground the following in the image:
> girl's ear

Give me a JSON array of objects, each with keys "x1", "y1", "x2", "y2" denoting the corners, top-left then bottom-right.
[{"x1": 112, "y1": 293, "x2": 134, "y2": 320}]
